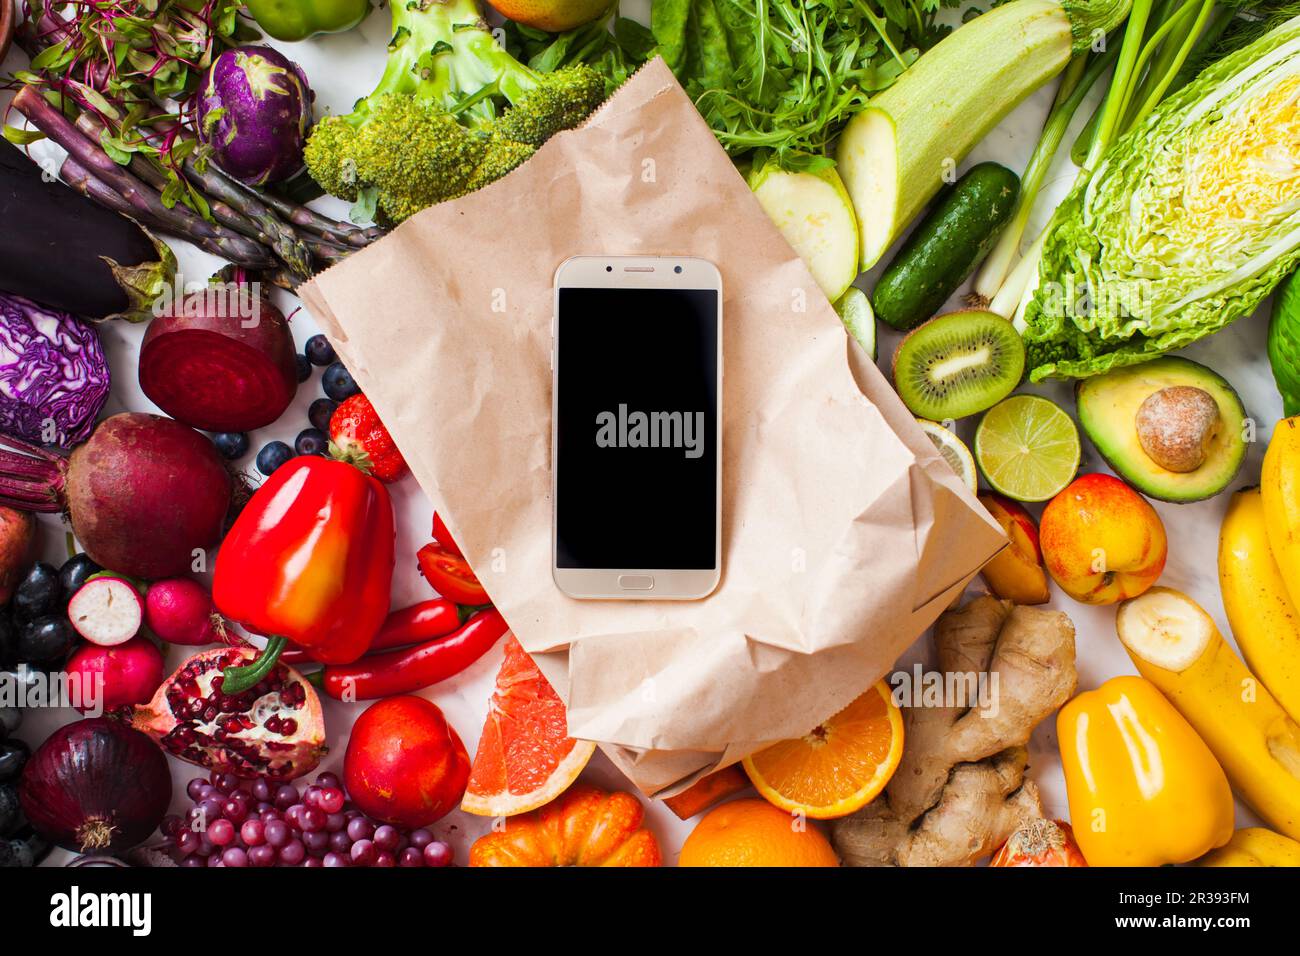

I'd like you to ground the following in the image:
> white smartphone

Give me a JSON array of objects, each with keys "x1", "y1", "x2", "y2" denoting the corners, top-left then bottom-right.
[{"x1": 551, "y1": 256, "x2": 723, "y2": 600}]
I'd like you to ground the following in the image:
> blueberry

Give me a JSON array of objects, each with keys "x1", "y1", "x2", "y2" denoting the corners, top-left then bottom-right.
[
  {"x1": 308, "y1": 398, "x2": 338, "y2": 433},
  {"x1": 212, "y1": 432, "x2": 250, "y2": 460},
  {"x1": 0, "y1": 740, "x2": 28, "y2": 785},
  {"x1": 17, "y1": 616, "x2": 74, "y2": 667},
  {"x1": 305, "y1": 334, "x2": 337, "y2": 367},
  {"x1": 295, "y1": 353, "x2": 311, "y2": 383},
  {"x1": 12, "y1": 564, "x2": 61, "y2": 621},
  {"x1": 321, "y1": 362, "x2": 360, "y2": 402},
  {"x1": 58, "y1": 554, "x2": 101, "y2": 604},
  {"x1": 295, "y1": 428, "x2": 329, "y2": 457},
  {"x1": 256, "y1": 441, "x2": 294, "y2": 477}
]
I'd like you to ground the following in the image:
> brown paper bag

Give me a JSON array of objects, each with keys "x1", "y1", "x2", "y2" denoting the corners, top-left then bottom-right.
[{"x1": 301, "y1": 58, "x2": 1005, "y2": 797}]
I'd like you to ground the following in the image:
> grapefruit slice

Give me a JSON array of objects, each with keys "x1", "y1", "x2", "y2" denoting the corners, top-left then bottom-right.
[
  {"x1": 461, "y1": 636, "x2": 595, "y2": 817},
  {"x1": 742, "y1": 680, "x2": 904, "y2": 819}
]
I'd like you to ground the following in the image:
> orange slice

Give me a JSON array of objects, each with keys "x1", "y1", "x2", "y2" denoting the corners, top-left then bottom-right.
[
  {"x1": 742, "y1": 680, "x2": 903, "y2": 819},
  {"x1": 461, "y1": 635, "x2": 595, "y2": 817}
]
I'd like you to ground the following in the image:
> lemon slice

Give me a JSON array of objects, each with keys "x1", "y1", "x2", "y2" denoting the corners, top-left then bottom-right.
[
  {"x1": 975, "y1": 394, "x2": 1081, "y2": 502},
  {"x1": 916, "y1": 418, "x2": 978, "y2": 494}
]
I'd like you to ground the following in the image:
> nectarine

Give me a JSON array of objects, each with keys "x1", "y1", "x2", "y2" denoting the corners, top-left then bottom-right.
[{"x1": 1039, "y1": 473, "x2": 1167, "y2": 605}]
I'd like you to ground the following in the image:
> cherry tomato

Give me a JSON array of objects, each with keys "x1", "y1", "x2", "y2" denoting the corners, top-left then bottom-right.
[
  {"x1": 416, "y1": 542, "x2": 488, "y2": 605},
  {"x1": 432, "y1": 512, "x2": 462, "y2": 556}
]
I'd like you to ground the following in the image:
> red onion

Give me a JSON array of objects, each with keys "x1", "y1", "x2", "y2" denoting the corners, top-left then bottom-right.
[{"x1": 19, "y1": 718, "x2": 172, "y2": 853}]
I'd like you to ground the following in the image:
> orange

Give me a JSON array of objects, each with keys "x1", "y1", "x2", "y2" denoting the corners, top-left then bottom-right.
[
  {"x1": 460, "y1": 636, "x2": 595, "y2": 817},
  {"x1": 679, "y1": 799, "x2": 839, "y2": 867},
  {"x1": 486, "y1": 0, "x2": 608, "y2": 31},
  {"x1": 741, "y1": 680, "x2": 903, "y2": 819}
]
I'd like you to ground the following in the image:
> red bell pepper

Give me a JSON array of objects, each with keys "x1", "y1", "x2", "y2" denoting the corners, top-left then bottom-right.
[
  {"x1": 320, "y1": 608, "x2": 508, "y2": 701},
  {"x1": 213, "y1": 456, "x2": 395, "y2": 692}
]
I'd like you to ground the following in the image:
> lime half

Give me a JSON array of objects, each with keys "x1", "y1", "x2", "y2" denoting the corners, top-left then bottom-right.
[
  {"x1": 974, "y1": 394, "x2": 1081, "y2": 502},
  {"x1": 916, "y1": 418, "x2": 978, "y2": 494}
]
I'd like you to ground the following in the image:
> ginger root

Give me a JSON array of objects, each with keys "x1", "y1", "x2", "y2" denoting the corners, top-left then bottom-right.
[{"x1": 831, "y1": 596, "x2": 1077, "y2": 867}]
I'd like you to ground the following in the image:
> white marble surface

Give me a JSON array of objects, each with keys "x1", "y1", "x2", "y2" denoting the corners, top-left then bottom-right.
[{"x1": 4, "y1": 1, "x2": 1274, "y2": 865}]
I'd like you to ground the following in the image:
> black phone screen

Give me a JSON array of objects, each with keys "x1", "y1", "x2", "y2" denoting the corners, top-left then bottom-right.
[{"x1": 555, "y1": 286, "x2": 719, "y2": 571}]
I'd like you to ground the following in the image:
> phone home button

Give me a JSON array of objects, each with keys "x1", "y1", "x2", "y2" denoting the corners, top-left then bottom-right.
[{"x1": 618, "y1": 574, "x2": 654, "y2": 591}]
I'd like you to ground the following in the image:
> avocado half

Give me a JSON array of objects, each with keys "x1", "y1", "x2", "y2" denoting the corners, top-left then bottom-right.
[{"x1": 1076, "y1": 357, "x2": 1247, "y2": 503}]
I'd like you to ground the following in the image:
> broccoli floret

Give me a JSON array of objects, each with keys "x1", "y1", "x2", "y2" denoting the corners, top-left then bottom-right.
[{"x1": 304, "y1": 0, "x2": 605, "y2": 224}]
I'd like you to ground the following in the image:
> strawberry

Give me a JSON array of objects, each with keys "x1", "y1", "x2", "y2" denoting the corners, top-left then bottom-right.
[{"x1": 328, "y1": 393, "x2": 408, "y2": 483}]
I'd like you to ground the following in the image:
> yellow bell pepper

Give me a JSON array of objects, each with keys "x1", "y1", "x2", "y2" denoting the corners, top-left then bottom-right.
[
  {"x1": 1198, "y1": 828, "x2": 1300, "y2": 867},
  {"x1": 1057, "y1": 675, "x2": 1234, "y2": 867}
]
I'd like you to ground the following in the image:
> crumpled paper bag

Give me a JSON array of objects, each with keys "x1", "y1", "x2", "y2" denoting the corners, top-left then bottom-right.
[{"x1": 301, "y1": 58, "x2": 1005, "y2": 797}]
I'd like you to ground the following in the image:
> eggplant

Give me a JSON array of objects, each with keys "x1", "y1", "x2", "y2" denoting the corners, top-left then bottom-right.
[{"x1": 0, "y1": 143, "x2": 173, "y2": 321}]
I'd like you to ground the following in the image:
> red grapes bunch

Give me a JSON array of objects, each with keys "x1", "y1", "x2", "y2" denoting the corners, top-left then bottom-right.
[{"x1": 160, "y1": 769, "x2": 455, "y2": 867}]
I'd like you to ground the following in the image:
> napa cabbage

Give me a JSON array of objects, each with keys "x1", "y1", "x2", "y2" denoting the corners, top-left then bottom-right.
[{"x1": 1021, "y1": 14, "x2": 1300, "y2": 380}]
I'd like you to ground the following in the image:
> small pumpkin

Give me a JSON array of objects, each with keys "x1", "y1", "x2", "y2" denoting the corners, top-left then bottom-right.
[{"x1": 469, "y1": 785, "x2": 662, "y2": 867}]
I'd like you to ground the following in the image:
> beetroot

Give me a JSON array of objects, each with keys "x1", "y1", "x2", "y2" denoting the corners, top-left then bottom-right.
[
  {"x1": 138, "y1": 289, "x2": 298, "y2": 432},
  {"x1": 145, "y1": 577, "x2": 225, "y2": 645},
  {"x1": 0, "y1": 413, "x2": 232, "y2": 580},
  {"x1": 65, "y1": 637, "x2": 164, "y2": 713}
]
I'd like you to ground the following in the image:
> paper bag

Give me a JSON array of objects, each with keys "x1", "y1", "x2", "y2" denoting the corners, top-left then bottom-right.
[{"x1": 301, "y1": 58, "x2": 1005, "y2": 796}]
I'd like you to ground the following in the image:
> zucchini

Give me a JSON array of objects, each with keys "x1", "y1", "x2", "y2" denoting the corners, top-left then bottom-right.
[
  {"x1": 836, "y1": 0, "x2": 1131, "y2": 270},
  {"x1": 834, "y1": 286, "x2": 876, "y2": 361},
  {"x1": 1269, "y1": 269, "x2": 1300, "y2": 417},
  {"x1": 871, "y1": 163, "x2": 1020, "y2": 331},
  {"x1": 750, "y1": 163, "x2": 859, "y2": 302}
]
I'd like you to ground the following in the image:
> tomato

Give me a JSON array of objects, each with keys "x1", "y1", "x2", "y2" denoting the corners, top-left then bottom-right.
[
  {"x1": 417, "y1": 542, "x2": 488, "y2": 605},
  {"x1": 432, "y1": 511, "x2": 462, "y2": 556}
]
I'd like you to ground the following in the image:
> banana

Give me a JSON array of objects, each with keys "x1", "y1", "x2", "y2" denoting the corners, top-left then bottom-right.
[
  {"x1": 1220, "y1": 487, "x2": 1300, "y2": 723},
  {"x1": 1117, "y1": 587, "x2": 1300, "y2": 842},
  {"x1": 1198, "y1": 827, "x2": 1300, "y2": 867},
  {"x1": 1262, "y1": 417, "x2": 1300, "y2": 611}
]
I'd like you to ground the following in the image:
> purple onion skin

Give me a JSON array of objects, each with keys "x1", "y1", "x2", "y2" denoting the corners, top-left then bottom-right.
[
  {"x1": 197, "y1": 46, "x2": 314, "y2": 186},
  {"x1": 19, "y1": 718, "x2": 172, "y2": 855},
  {"x1": 0, "y1": 292, "x2": 110, "y2": 447}
]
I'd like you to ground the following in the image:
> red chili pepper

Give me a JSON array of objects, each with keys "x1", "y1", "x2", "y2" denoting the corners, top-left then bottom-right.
[
  {"x1": 280, "y1": 598, "x2": 468, "y2": 664},
  {"x1": 321, "y1": 608, "x2": 508, "y2": 701}
]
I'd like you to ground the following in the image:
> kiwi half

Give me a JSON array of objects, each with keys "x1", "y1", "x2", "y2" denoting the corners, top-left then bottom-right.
[{"x1": 892, "y1": 310, "x2": 1025, "y2": 420}]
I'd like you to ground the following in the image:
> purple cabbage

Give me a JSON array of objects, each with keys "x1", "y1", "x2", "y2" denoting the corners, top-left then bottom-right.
[
  {"x1": 0, "y1": 293, "x2": 110, "y2": 447},
  {"x1": 196, "y1": 46, "x2": 313, "y2": 186}
]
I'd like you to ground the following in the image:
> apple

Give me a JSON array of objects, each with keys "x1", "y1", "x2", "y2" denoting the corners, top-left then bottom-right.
[
  {"x1": 1039, "y1": 473, "x2": 1167, "y2": 605},
  {"x1": 978, "y1": 493, "x2": 1050, "y2": 604}
]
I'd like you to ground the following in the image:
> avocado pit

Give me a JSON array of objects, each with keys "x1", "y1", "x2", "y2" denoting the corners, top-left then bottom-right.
[{"x1": 1135, "y1": 386, "x2": 1220, "y2": 473}]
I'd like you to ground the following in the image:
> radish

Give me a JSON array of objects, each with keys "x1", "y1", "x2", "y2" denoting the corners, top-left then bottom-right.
[
  {"x1": 145, "y1": 577, "x2": 226, "y2": 646},
  {"x1": 67, "y1": 576, "x2": 144, "y2": 646},
  {"x1": 64, "y1": 637, "x2": 165, "y2": 714},
  {"x1": 137, "y1": 289, "x2": 298, "y2": 432},
  {"x1": 0, "y1": 413, "x2": 232, "y2": 580}
]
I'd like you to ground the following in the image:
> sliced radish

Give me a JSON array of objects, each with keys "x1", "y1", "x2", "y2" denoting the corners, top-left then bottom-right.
[{"x1": 67, "y1": 576, "x2": 144, "y2": 647}]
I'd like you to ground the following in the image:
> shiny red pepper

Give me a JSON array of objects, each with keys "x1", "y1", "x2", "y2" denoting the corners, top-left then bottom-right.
[
  {"x1": 213, "y1": 456, "x2": 395, "y2": 691},
  {"x1": 321, "y1": 608, "x2": 508, "y2": 701}
]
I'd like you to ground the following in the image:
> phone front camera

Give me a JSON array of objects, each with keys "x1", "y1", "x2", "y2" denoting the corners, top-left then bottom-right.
[
  {"x1": 606, "y1": 266, "x2": 613, "y2": 272},
  {"x1": 674, "y1": 265, "x2": 683, "y2": 274}
]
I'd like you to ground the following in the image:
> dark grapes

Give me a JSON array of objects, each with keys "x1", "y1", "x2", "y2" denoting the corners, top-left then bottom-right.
[
  {"x1": 212, "y1": 432, "x2": 250, "y2": 460},
  {"x1": 294, "y1": 428, "x2": 329, "y2": 457},
  {"x1": 295, "y1": 353, "x2": 311, "y2": 383}
]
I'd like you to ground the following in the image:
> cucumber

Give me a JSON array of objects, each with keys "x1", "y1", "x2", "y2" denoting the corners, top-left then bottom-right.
[
  {"x1": 1269, "y1": 269, "x2": 1300, "y2": 417},
  {"x1": 871, "y1": 162, "x2": 1020, "y2": 331}
]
